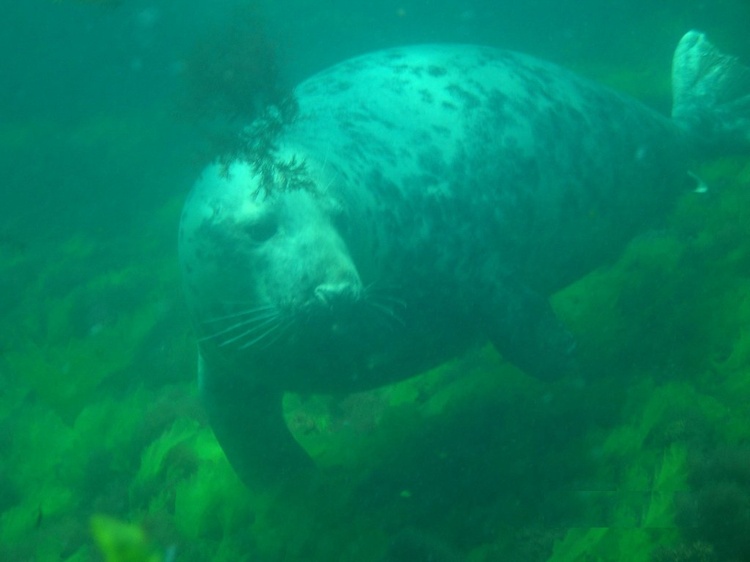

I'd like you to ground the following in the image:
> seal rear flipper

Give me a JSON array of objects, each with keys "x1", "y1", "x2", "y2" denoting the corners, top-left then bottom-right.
[
  {"x1": 198, "y1": 356, "x2": 314, "y2": 488},
  {"x1": 672, "y1": 30, "x2": 750, "y2": 153},
  {"x1": 481, "y1": 279, "x2": 576, "y2": 381}
]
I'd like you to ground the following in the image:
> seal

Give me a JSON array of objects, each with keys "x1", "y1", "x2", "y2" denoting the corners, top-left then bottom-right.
[{"x1": 179, "y1": 31, "x2": 750, "y2": 486}]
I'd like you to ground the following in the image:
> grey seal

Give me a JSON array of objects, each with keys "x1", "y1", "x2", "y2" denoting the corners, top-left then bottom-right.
[{"x1": 178, "y1": 31, "x2": 750, "y2": 485}]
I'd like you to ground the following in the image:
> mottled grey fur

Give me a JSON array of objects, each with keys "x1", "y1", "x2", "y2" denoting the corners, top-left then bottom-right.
[{"x1": 179, "y1": 32, "x2": 750, "y2": 486}]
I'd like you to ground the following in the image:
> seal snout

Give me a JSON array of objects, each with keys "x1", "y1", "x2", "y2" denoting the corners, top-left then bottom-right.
[
  {"x1": 310, "y1": 279, "x2": 364, "y2": 336},
  {"x1": 314, "y1": 280, "x2": 362, "y2": 309}
]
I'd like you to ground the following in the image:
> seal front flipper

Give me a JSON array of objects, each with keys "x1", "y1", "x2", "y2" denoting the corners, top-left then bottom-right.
[
  {"x1": 480, "y1": 277, "x2": 576, "y2": 381},
  {"x1": 198, "y1": 356, "x2": 314, "y2": 488}
]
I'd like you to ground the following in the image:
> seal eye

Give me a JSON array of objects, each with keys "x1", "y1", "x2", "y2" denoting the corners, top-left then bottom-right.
[{"x1": 245, "y1": 214, "x2": 278, "y2": 242}]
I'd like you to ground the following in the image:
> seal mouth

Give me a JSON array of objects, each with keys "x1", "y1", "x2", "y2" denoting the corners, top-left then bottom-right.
[
  {"x1": 298, "y1": 282, "x2": 364, "y2": 338},
  {"x1": 308, "y1": 281, "x2": 407, "y2": 332},
  {"x1": 313, "y1": 281, "x2": 361, "y2": 309}
]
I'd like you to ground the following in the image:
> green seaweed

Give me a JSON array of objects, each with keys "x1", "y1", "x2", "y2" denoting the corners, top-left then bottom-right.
[
  {"x1": 91, "y1": 515, "x2": 162, "y2": 562},
  {"x1": 2, "y1": 33, "x2": 750, "y2": 562}
]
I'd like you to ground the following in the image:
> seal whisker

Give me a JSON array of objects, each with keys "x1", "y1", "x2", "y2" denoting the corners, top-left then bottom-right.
[
  {"x1": 320, "y1": 171, "x2": 339, "y2": 195},
  {"x1": 366, "y1": 293, "x2": 407, "y2": 310},
  {"x1": 200, "y1": 311, "x2": 280, "y2": 343},
  {"x1": 363, "y1": 281, "x2": 406, "y2": 306},
  {"x1": 365, "y1": 304, "x2": 400, "y2": 333},
  {"x1": 217, "y1": 301, "x2": 275, "y2": 310},
  {"x1": 366, "y1": 300, "x2": 406, "y2": 327},
  {"x1": 364, "y1": 287, "x2": 408, "y2": 328},
  {"x1": 254, "y1": 318, "x2": 293, "y2": 351},
  {"x1": 202, "y1": 305, "x2": 278, "y2": 325},
  {"x1": 362, "y1": 280, "x2": 378, "y2": 292},
  {"x1": 218, "y1": 315, "x2": 280, "y2": 348},
  {"x1": 238, "y1": 318, "x2": 287, "y2": 350}
]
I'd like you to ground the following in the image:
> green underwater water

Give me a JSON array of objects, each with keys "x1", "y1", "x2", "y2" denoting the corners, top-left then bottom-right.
[
  {"x1": 2, "y1": 2, "x2": 750, "y2": 562},
  {"x1": 4, "y1": 113, "x2": 750, "y2": 562}
]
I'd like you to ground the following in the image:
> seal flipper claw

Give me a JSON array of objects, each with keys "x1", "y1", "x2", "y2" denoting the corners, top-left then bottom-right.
[
  {"x1": 481, "y1": 279, "x2": 576, "y2": 381},
  {"x1": 198, "y1": 356, "x2": 313, "y2": 487}
]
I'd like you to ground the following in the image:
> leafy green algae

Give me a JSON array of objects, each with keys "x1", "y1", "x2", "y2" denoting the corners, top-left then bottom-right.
[
  {"x1": 3, "y1": 77, "x2": 750, "y2": 562},
  {"x1": 4, "y1": 159, "x2": 750, "y2": 560},
  {"x1": 544, "y1": 157, "x2": 750, "y2": 560}
]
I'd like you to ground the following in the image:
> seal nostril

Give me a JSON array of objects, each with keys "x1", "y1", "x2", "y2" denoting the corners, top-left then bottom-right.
[
  {"x1": 314, "y1": 285, "x2": 332, "y2": 306},
  {"x1": 314, "y1": 282, "x2": 360, "y2": 309}
]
